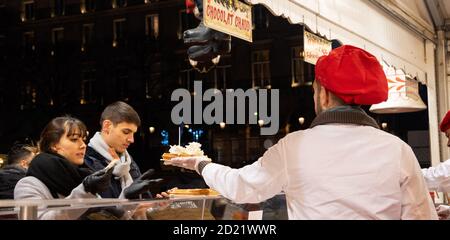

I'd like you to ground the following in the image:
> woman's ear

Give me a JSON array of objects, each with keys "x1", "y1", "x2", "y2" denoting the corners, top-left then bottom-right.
[{"x1": 51, "y1": 144, "x2": 59, "y2": 153}]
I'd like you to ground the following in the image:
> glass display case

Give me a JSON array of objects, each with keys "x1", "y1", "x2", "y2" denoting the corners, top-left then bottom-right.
[{"x1": 0, "y1": 194, "x2": 288, "y2": 220}]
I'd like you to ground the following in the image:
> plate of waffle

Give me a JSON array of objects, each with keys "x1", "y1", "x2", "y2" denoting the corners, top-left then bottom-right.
[{"x1": 160, "y1": 142, "x2": 210, "y2": 165}]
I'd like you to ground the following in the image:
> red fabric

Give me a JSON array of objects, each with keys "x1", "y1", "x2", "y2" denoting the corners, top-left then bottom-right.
[
  {"x1": 186, "y1": 0, "x2": 195, "y2": 14},
  {"x1": 315, "y1": 45, "x2": 388, "y2": 105},
  {"x1": 440, "y1": 110, "x2": 450, "y2": 132}
]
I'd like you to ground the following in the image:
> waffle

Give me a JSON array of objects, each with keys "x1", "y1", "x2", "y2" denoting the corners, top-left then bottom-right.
[{"x1": 168, "y1": 188, "x2": 220, "y2": 196}]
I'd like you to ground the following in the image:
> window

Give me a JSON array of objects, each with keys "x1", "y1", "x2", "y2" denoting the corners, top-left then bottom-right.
[
  {"x1": 23, "y1": 32, "x2": 35, "y2": 55},
  {"x1": 23, "y1": 31, "x2": 34, "y2": 51},
  {"x1": 214, "y1": 65, "x2": 231, "y2": 90},
  {"x1": 52, "y1": 28, "x2": 64, "y2": 45},
  {"x1": 80, "y1": 62, "x2": 97, "y2": 104},
  {"x1": 145, "y1": 62, "x2": 161, "y2": 99},
  {"x1": 112, "y1": 0, "x2": 127, "y2": 8},
  {"x1": 178, "y1": 9, "x2": 198, "y2": 40},
  {"x1": 145, "y1": 14, "x2": 159, "y2": 39},
  {"x1": 252, "y1": 5, "x2": 268, "y2": 30},
  {"x1": 291, "y1": 46, "x2": 308, "y2": 87},
  {"x1": 21, "y1": 81, "x2": 37, "y2": 108},
  {"x1": 51, "y1": 0, "x2": 65, "y2": 17},
  {"x1": 21, "y1": 1, "x2": 34, "y2": 21},
  {"x1": 82, "y1": 24, "x2": 94, "y2": 51},
  {"x1": 115, "y1": 60, "x2": 129, "y2": 99},
  {"x1": 252, "y1": 50, "x2": 271, "y2": 89},
  {"x1": 81, "y1": 0, "x2": 95, "y2": 13},
  {"x1": 179, "y1": 59, "x2": 196, "y2": 92},
  {"x1": 206, "y1": 57, "x2": 231, "y2": 90},
  {"x1": 113, "y1": 18, "x2": 126, "y2": 47}
]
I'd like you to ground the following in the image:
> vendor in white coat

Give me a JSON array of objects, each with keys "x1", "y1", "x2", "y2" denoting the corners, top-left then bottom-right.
[
  {"x1": 421, "y1": 110, "x2": 450, "y2": 219},
  {"x1": 168, "y1": 45, "x2": 438, "y2": 220}
]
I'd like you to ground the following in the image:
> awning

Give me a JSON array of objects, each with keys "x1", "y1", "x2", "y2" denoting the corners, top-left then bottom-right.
[{"x1": 246, "y1": 0, "x2": 436, "y2": 85}]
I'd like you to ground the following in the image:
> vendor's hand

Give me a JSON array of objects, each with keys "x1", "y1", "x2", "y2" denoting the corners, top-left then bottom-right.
[
  {"x1": 83, "y1": 167, "x2": 114, "y2": 195},
  {"x1": 436, "y1": 205, "x2": 450, "y2": 220},
  {"x1": 123, "y1": 169, "x2": 164, "y2": 199},
  {"x1": 168, "y1": 156, "x2": 210, "y2": 173}
]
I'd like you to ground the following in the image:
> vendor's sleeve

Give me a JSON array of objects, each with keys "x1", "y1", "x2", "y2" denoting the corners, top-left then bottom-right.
[
  {"x1": 421, "y1": 159, "x2": 450, "y2": 192},
  {"x1": 201, "y1": 138, "x2": 288, "y2": 204}
]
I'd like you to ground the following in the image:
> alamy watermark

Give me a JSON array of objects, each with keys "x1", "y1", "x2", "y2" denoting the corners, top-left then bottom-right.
[{"x1": 171, "y1": 81, "x2": 279, "y2": 135}]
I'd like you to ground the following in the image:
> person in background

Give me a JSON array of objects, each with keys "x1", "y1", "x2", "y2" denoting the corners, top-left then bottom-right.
[
  {"x1": 168, "y1": 45, "x2": 438, "y2": 220},
  {"x1": 422, "y1": 110, "x2": 450, "y2": 219},
  {"x1": 14, "y1": 116, "x2": 113, "y2": 220},
  {"x1": 0, "y1": 143, "x2": 37, "y2": 199}
]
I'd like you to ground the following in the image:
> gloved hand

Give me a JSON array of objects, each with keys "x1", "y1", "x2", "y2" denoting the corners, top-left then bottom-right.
[
  {"x1": 166, "y1": 156, "x2": 211, "y2": 174},
  {"x1": 83, "y1": 167, "x2": 114, "y2": 195},
  {"x1": 436, "y1": 205, "x2": 450, "y2": 220},
  {"x1": 123, "y1": 169, "x2": 164, "y2": 199}
]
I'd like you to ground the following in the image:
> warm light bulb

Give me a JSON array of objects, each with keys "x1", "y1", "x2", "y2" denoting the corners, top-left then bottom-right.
[
  {"x1": 298, "y1": 117, "x2": 305, "y2": 125},
  {"x1": 258, "y1": 120, "x2": 264, "y2": 127}
]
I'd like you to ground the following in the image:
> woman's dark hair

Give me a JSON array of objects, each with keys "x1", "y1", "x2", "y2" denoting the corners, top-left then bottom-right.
[
  {"x1": 100, "y1": 101, "x2": 141, "y2": 127},
  {"x1": 38, "y1": 116, "x2": 87, "y2": 153}
]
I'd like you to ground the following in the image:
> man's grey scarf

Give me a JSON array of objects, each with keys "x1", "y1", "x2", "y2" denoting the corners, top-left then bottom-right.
[
  {"x1": 88, "y1": 132, "x2": 133, "y2": 189},
  {"x1": 310, "y1": 105, "x2": 380, "y2": 129}
]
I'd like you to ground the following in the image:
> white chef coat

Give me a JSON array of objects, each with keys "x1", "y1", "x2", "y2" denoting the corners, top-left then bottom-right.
[
  {"x1": 422, "y1": 159, "x2": 450, "y2": 192},
  {"x1": 202, "y1": 124, "x2": 438, "y2": 220}
]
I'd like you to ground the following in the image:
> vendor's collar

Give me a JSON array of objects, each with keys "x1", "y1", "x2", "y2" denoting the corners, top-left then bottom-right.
[{"x1": 310, "y1": 105, "x2": 379, "y2": 129}]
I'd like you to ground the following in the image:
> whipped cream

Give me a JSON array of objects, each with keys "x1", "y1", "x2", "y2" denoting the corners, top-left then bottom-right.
[{"x1": 168, "y1": 142, "x2": 204, "y2": 156}]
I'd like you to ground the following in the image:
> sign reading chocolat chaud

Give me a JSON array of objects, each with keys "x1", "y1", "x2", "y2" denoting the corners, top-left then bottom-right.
[{"x1": 204, "y1": 0, "x2": 253, "y2": 42}]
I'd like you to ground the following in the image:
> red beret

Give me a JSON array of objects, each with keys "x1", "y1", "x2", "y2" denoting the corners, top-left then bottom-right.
[
  {"x1": 440, "y1": 110, "x2": 450, "y2": 132},
  {"x1": 315, "y1": 45, "x2": 388, "y2": 105}
]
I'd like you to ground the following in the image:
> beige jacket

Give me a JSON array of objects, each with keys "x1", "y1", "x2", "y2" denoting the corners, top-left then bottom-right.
[{"x1": 14, "y1": 176, "x2": 96, "y2": 220}]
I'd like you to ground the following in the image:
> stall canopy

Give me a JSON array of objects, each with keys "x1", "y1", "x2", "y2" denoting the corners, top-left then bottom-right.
[{"x1": 246, "y1": 0, "x2": 436, "y2": 85}]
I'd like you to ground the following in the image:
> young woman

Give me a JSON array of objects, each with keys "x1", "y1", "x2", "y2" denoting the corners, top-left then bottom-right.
[{"x1": 14, "y1": 116, "x2": 113, "y2": 220}]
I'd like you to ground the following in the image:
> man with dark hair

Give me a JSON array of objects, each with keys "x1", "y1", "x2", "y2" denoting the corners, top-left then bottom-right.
[
  {"x1": 84, "y1": 101, "x2": 162, "y2": 199},
  {"x1": 0, "y1": 143, "x2": 37, "y2": 199}
]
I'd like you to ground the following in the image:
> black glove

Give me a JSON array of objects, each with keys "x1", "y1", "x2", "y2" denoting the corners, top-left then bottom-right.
[
  {"x1": 123, "y1": 169, "x2": 164, "y2": 199},
  {"x1": 83, "y1": 167, "x2": 114, "y2": 195}
]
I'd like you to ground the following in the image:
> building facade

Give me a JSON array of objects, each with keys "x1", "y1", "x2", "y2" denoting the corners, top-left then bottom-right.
[{"x1": 0, "y1": 0, "x2": 322, "y2": 171}]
